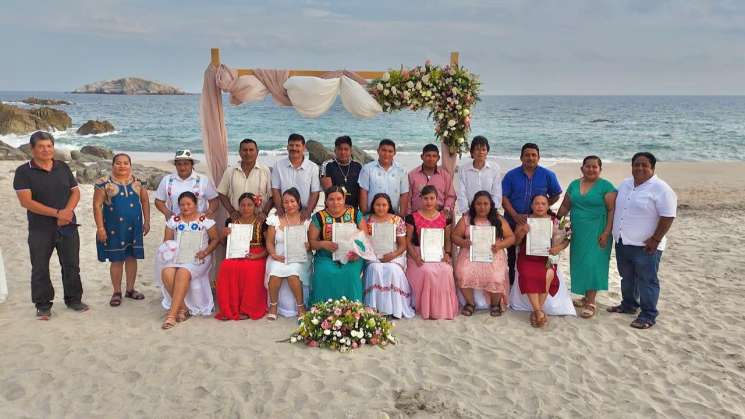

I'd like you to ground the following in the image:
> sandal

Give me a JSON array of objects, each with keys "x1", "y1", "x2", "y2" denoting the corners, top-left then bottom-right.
[
  {"x1": 489, "y1": 304, "x2": 503, "y2": 317},
  {"x1": 607, "y1": 304, "x2": 638, "y2": 315},
  {"x1": 267, "y1": 302, "x2": 278, "y2": 321},
  {"x1": 162, "y1": 314, "x2": 177, "y2": 330},
  {"x1": 572, "y1": 297, "x2": 586, "y2": 308},
  {"x1": 530, "y1": 311, "x2": 537, "y2": 327},
  {"x1": 461, "y1": 303, "x2": 475, "y2": 317},
  {"x1": 535, "y1": 310, "x2": 548, "y2": 328},
  {"x1": 580, "y1": 303, "x2": 597, "y2": 319},
  {"x1": 176, "y1": 308, "x2": 191, "y2": 323},
  {"x1": 630, "y1": 319, "x2": 654, "y2": 329},
  {"x1": 296, "y1": 303, "x2": 306, "y2": 319},
  {"x1": 125, "y1": 289, "x2": 145, "y2": 300},
  {"x1": 109, "y1": 292, "x2": 122, "y2": 307}
]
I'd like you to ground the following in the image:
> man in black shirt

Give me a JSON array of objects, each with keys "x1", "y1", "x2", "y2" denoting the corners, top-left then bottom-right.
[
  {"x1": 13, "y1": 131, "x2": 89, "y2": 319},
  {"x1": 320, "y1": 135, "x2": 363, "y2": 209}
]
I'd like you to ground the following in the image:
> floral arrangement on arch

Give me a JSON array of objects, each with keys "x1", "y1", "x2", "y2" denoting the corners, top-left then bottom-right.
[
  {"x1": 289, "y1": 297, "x2": 396, "y2": 352},
  {"x1": 368, "y1": 61, "x2": 481, "y2": 155}
]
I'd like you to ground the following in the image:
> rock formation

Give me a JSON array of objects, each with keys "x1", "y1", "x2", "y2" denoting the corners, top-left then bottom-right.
[
  {"x1": 77, "y1": 120, "x2": 115, "y2": 135},
  {"x1": 72, "y1": 77, "x2": 186, "y2": 95},
  {"x1": 21, "y1": 97, "x2": 71, "y2": 106},
  {"x1": 0, "y1": 103, "x2": 72, "y2": 135}
]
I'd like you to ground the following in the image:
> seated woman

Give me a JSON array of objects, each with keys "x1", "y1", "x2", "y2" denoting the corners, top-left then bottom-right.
[
  {"x1": 308, "y1": 186, "x2": 366, "y2": 305},
  {"x1": 265, "y1": 188, "x2": 312, "y2": 319},
  {"x1": 364, "y1": 193, "x2": 414, "y2": 319},
  {"x1": 214, "y1": 192, "x2": 268, "y2": 321},
  {"x1": 451, "y1": 191, "x2": 515, "y2": 317},
  {"x1": 405, "y1": 185, "x2": 459, "y2": 320},
  {"x1": 157, "y1": 191, "x2": 219, "y2": 329},
  {"x1": 513, "y1": 195, "x2": 570, "y2": 328}
]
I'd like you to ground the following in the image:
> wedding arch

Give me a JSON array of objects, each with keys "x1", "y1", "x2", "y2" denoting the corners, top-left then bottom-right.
[{"x1": 200, "y1": 48, "x2": 480, "y2": 183}]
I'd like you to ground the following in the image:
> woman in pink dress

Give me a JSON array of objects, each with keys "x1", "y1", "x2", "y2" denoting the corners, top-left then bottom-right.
[
  {"x1": 405, "y1": 185, "x2": 459, "y2": 320},
  {"x1": 452, "y1": 191, "x2": 515, "y2": 317}
]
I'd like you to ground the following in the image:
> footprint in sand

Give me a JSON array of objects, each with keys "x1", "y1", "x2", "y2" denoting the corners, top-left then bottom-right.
[{"x1": 1, "y1": 381, "x2": 25, "y2": 401}]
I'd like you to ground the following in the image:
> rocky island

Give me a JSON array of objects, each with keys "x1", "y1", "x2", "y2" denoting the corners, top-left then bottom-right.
[{"x1": 72, "y1": 77, "x2": 186, "y2": 95}]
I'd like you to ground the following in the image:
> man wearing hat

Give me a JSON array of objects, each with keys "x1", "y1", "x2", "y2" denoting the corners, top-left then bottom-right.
[{"x1": 154, "y1": 149, "x2": 219, "y2": 219}]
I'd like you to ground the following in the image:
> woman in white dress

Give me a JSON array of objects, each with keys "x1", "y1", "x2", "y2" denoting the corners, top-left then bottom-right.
[
  {"x1": 265, "y1": 188, "x2": 312, "y2": 319},
  {"x1": 157, "y1": 191, "x2": 219, "y2": 329},
  {"x1": 364, "y1": 193, "x2": 414, "y2": 319}
]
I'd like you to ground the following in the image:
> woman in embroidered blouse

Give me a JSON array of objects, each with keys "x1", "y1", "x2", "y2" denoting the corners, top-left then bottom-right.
[
  {"x1": 364, "y1": 193, "x2": 414, "y2": 319},
  {"x1": 93, "y1": 153, "x2": 150, "y2": 307},
  {"x1": 158, "y1": 191, "x2": 219, "y2": 329},
  {"x1": 214, "y1": 193, "x2": 268, "y2": 320},
  {"x1": 405, "y1": 185, "x2": 459, "y2": 320},
  {"x1": 308, "y1": 186, "x2": 366, "y2": 305}
]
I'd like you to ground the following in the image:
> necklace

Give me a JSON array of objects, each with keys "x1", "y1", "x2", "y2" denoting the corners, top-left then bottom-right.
[{"x1": 336, "y1": 159, "x2": 351, "y2": 184}]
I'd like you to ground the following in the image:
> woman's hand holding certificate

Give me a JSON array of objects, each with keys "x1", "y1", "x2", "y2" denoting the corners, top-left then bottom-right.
[
  {"x1": 226, "y1": 223, "x2": 253, "y2": 259},
  {"x1": 470, "y1": 225, "x2": 495, "y2": 263},
  {"x1": 284, "y1": 224, "x2": 309, "y2": 264},
  {"x1": 420, "y1": 228, "x2": 445, "y2": 262},
  {"x1": 526, "y1": 218, "x2": 552, "y2": 256}
]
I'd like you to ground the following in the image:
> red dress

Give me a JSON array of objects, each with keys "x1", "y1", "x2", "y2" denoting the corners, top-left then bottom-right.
[
  {"x1": 517, "y1": 217, "x2": 559, "y2": 296},
  {"x1": 215, "y1": 221, "x2": 268, "y2": 320}
]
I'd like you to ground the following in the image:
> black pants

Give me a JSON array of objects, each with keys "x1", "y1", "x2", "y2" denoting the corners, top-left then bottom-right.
[
  {"x1": 28, "y1": 228, "x2": 83, "y2": 309},
  {"x1": 507, "y1": 245, "x2": 517, "y2": 285}
]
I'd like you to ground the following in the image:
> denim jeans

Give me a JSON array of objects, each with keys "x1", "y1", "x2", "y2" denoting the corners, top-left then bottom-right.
[{"x1": 615, "y1": 240, "x2": 662, "y2": 323}]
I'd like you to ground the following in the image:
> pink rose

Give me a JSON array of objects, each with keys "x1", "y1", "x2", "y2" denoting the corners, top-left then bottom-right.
[
  {"x1": 425, "y1": 59, "x2": 432, "y2": 66},
  {"x1": 334, "y1": 308, "x2": 342, "y2": 316},
  {"x1": 307, "y1": 340, "x2": 319, "y2": 348},
  {"x1": 321, "y1": 320, "x2": 330, "y2": 330},
  {"x1": 370, "y1": 337, "x2": 379, "y2": 345},
  {"x1": 352, "y1": 342, "x2": 358, "y2": 349},
  {"x1": 402, "y1": 69, "x2": 410, "y2": 78}
]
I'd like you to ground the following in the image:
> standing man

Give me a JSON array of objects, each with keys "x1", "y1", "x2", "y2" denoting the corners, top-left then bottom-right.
[
  {"x1": 501, "y1": 143, "x2": 562, "y2": 284},
  {"x1": 14, "y1": 131, "x2": 88, "y2": 319},
  {"x1": 320, "y1": 135, "x2": 363, "y2": 209},
  {"x1": 608, "y1": 152, "x2": 676, "y2": 329},
  {"x1": 154, "y1": 149, "x2": 219, "y2": 219},
  {"x1": 359, "y1": 139, "x2": 410, "y2": 215},
  {"x1": 456, "y1": 135, "x2": 502, "y2": 215},
  {"x1": 218, "y1": 138, "x2": 273, "y2": 221},
  {"x1": 408, "y1": 143, "x2": 456, "y2": 219},
  {"x1": 271, "y1": 133, "x2": 321, "y2": 219}
]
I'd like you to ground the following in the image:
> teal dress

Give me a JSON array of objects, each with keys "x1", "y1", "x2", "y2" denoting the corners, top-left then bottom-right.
[
  {"x1": 567, "y1": 178, "x2": 616, "y2": 294},
  {"x1": 309, "y1": 207, "x2": 364, "y2": 305},
  {"x1": 95, "y1": 176, "x2": 145, "y2": 262}
]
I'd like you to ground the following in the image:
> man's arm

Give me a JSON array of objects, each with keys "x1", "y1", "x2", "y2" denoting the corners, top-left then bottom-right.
[
  {"x1": 304, "y1": 191, "x2": 320, "y2": 219},
  {"x1": 154, "y1": 199, "x2": 171, "y2": 219},
  {"x1": 16, "y1": 190, "x2": 61, "y2": 218},
  {"x1": 359, "y1": 188, "x2": 369, "y2": 213},
  {"x1": 442, "y1": 171, "x2": 456, "y2": 214},
  {"x1": 272, "y1": 188, "x2": 284, "y2": 216},
  {"x1": 502, "y1": 196, "x2": 525, "y2": 225},
  {"x1": 219, "y1": 193, "x2": 237, "y2": 218},
  {"x1": 398, "y1": 192, "x2": 410, "y2": 216},
  {"x1": 206, "y1": 198, "x2": 219, "y2": 218},
  {"x1": 644, "y1": 217, "x2": 675, "y2": 254}
]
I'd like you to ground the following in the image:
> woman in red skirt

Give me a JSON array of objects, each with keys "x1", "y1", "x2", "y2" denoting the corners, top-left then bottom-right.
[
  {"x1": 514, "y1": 195, "x2": 569, "y2": 328},
  {"x1": 215, "y1": 193, "x2": 268, "y2": 320}
]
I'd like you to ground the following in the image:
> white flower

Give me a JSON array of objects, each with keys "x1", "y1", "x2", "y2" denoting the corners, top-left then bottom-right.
[
  {"x1": 382, "y1": 72, "x2": 390, "y2": 81},
  {"x1": 376, "y1": 83, "x2": 384, "y2": 91},
  {"x1": 334, "y1": 320, "x2": 342, "y2": 328},
  {"x1": 438, "y1": 113, "x2": 444, "y2": 119},
  {"x1": 387, "y1": 335, "x2": 396, "y2": 343},
  {"x1": 448, "y1": 119, "x2": 456, "y2": 127},
  {"x1": 391, "y1": 86, "x2": 398, "y2": 95},
  {"x1": 383, "y1": 89, "x2": 390, "y2": 96},
  {"x1": 311, "y1": 318, "x2": 319, "y2": 325},
  {"x1": 406, "y1": 81, "x2": 414, "y2": 89},
  {"x1": 451, "y1": 87, "x2": 459, "y2": 95},
  {"x1": 416, "y1": 81, "x2": 422, "y2": 89},
  {"x1": 360, "y1": 338, "x2": 366, "y2": 344},
  {"x1": 458, "y1": 137, "x2": 465, "y2": 144},
  {"x1": 323, "y1": 329, "x2": 331, "y2": 335},
  {"x1": 422, "y1": 74, "x2": 430, "y2": 83},
  {"x1": 335, "y1": 331, "x2": 342, "y2": 337},
  {"x1": 463, "y1": 109, "x2": 470, "y2": 116},
  {"x1": 290, "y1": 336, "x2": 297, "y2": 343}
]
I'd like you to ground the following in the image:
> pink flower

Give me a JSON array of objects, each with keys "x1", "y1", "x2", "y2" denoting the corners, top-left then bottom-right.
[
  {"x1": 321, "y1": 320, "x2": 330, "y2": 330},
  {"x1": 425, "y1": 59, "x2": 432, "y2": 66},
  {"x1": 402, "y1": 69, "x2": 410, "y2": 79},
  {"x1": 310, "y1": 307, "x2": 318, "y2": 313},
  {"x1": 307, "y1": 340, "x2": 319, "y2": 348},
  {"x1": 333, "y1": 308, "x2": 342, "y2": 316},
  {"x1": 354, "y1": 312, "x2": 361, "y2": 320},
  {"x1": 370, "y1": 337, "x2": 379, "y2": 345},
  {"x1": 352, "y1": 342, "x2": 359, "y2": 349}
]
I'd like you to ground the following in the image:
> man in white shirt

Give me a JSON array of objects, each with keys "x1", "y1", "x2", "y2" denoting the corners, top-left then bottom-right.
[
  {"x1": 607, "y1": 152, "x2": 676, "y2": 329},
  {"x1": 456, "y1": 135, "x2": 502, "y2": 215},
  {"x1": 217, "y1": 139, "x2": 272, "y2": 221},
  {"x1": 271, "y1": 133, "x2": 321, "y2": 220},
  {"x1": 358, "y1": 139, "x2": 410, "y2": 215},
  {"x1": 154, "y1": 149, "x2": 219, "y2": 219}
]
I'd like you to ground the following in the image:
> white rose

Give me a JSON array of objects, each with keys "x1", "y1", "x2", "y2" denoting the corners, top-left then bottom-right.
[
  {"x1": 422, "y1": 74, "x2": 430, "y2": 83},
  {"x1": 438, "y1": 113, "x2": 444, "y2": 119},
  {"x1": 406, "y1": 81, "x2": 414, "y2": 89},
  {"x1": 376, "y1": 83, "x2": 384, "y2": 91},
  {"x1": 360, "y1": 338, "x2": 366, "y2": 344},
  {"x1": 416, "y1": 81, "x2": 422, "y2": 89},
  {"x1": 463, "y1": 109, "x2": 470, "y2": 116},
  {"x1": 448, "y1": 119, "x2": 456, "y2": 127},
  {"x1": 391, "y1": 86, "x2": 398, "y2": 95},
  {"x1": 382, "y1": 72, "x2": 390, "y2": 81},
  {"x1": 311, "y1": 318, "x2": 319, "y2": 325},
  {"x1": 458, "y1": 137, "x2": 465, "y2": 144},
  {"x1": 335, "y1": 320, "x2": 342, "y2": 328},
  {"x1": 383, "y1": 89, "x2": 390, "y2": 96},
  {"x1": 323, "y1": 329, "x2": 331, "y2": 335},
  {"x1": 452, "y1": 87, "x2": 459, "y2": 95},
  {"x1": 290, "y1": 337, "x2": 297, "y2": 343}
]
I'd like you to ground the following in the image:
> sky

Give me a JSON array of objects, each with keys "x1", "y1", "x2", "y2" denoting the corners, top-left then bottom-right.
[{"x1": 1, "y1": 0, "x2": 744, "y2": 95}]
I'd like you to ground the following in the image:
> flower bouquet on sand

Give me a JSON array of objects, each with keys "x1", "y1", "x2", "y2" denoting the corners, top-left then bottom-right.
[{"x1": 290, "y1": 297, "x2": 396, "y2": 352}]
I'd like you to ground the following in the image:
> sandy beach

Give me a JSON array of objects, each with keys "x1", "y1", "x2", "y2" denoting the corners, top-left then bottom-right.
[{"x1": 1, "y1": 158, "x2": 744, "y2": 418}]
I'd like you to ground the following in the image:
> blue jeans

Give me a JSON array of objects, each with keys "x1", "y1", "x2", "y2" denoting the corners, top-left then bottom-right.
[{"x1": 615, "y1": 240, "x2": 662, "y2": 324}]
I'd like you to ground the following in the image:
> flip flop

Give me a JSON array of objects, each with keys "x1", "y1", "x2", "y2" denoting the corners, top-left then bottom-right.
[{"x1": 580, "y1": 303, "x2": 597, "y2": 319}]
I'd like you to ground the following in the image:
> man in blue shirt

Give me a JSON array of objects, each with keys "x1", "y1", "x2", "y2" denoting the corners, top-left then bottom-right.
[{"x1": 501, "y1": 143, "x2": 562, "y2": 284}]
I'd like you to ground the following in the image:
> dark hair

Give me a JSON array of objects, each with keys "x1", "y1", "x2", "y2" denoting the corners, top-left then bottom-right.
[
  {"x1": 420, "y1": 185, "x2": 438, "y2": 198},
  {"x1": 378, "y1": 139, "x2": 396, "y2": 150},
  {"x1": 632, "y1": 152, "x2": 656, "y2": 169},
  {"x1": 335, "y1": 135, "x2": 352, "y2": 148},
  {"x1": 288, "y1": 133, "x2": 305, "y2": 145},
  {"x1": 582, "y1": 155, "x2": 602, "y2": 168},
  {"x1": 324, "y1": 185, "x2": 346, "y2": 201},
  {"x1": 470, "y1": 135, "x2": 490, "y2": 153},
  {"x1": 30, "y1": 131, "x2": 55, "y2": 147},
  {"x1": 112, "y1": 153, "x2": 131, "y2": 164},
  {"x1": 237, "y1": 192, "x2": 257, "y2": 205},
  {"x1": 239, "y1": 138, "x2": 257, "y2": 149},
  {"x1": 521, "y1": 143, "x2": 540, "y2": 157},
  {"x1": 178, "y1": 191, "x2": 198, "y2": 205},
  {"x1": 422, "y1": 143, "x2": 439, "y2": 154},
  {"x1": 281, "y1": 187, "x2": 303, "y2": 210},
  {"x1": 530, "y1": 194, "x2": 556, "y2": 218},
  {"x1": 468, "y1": 191, "x2": 504, "y2": 239},
  {"x1": 368, "y1": 193, "x2": 394, "y2": 215}
]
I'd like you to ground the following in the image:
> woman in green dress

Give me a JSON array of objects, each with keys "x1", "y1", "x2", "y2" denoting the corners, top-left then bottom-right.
[
  {"x1": 557, "y1": 155, "x2": 617, "y2": 318},
  {"x1": 308, "y1": 186, "x2": 367, "y2": 305}
]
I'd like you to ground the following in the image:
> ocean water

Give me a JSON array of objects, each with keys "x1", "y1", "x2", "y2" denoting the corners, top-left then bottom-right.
[{"x1": 2, "y1": 92, "x2": 744, "y2": 162}]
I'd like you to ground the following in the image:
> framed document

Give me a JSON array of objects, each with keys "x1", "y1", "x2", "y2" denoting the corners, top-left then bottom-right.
[
  {"x1": 420, "y1": 228, "x2": 444, "y2": 262},
  {"x1": 332, "y1": 222, "x2": 358, "y2": 261},
  {"x1": 226, "y1": 223, "x2": 253, "y2": 259},
  {"x1": 284, "y1": 224, "x2": 309, "y2": 264},
  {"x1": 371, "y1": 223, "x2": 396, "y2": 258},
  {"x1": 470, "y1": 225, "x2": 495, "y2": 263},
  {"x1": 526, "y1": 217, "x2": 552, "y2": 256},
  {"x1": 175, "y1": 230, "x2": 204, "y2": 264}
]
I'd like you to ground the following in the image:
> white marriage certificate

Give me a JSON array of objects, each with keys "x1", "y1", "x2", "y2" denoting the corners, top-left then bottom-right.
[
  {"x1": 470, "y1": 225, "x2": 496, "y2": 263},
  {"x1": 526, "y1": 217, "x2": 552, "y2": 257},
  {"x1": 332, "y1": 222, "x2": 358, "y2": 261},
  {"x1": 284, "y1": 224, "x2": 309, "y2": 264},
  {"x1": 175, "y1": 230, "x2": 204, "y2": 264},
  {"x1": 420, "y1": 228, "x2": 444, "y2": 262},
  {"x1": 371, "y1": 223, "x2": 396, "y2": 257},
  {"x1": 226, "y1": 223, "x2": 253, "y2": 259}
]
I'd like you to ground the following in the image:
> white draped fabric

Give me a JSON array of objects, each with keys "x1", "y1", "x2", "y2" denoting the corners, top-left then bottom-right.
[
  {"x1": 509, "y1": 270, "x2": 577, "y2": 316},
  {"x1": 284, "y1": 76, "x2": 382, "y2": 118},
  {"x1": 0, "y1": 248, "x2": 7, "y2": 303}
]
